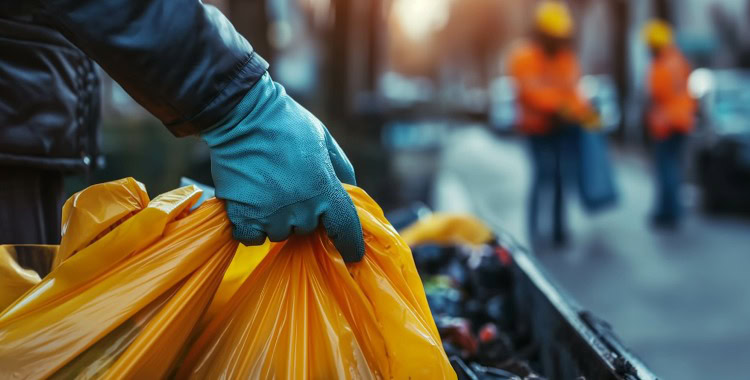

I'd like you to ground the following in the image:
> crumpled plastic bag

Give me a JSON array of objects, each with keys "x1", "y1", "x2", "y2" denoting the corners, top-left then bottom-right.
[
  {"x1": 0, "y1": 246, "x2": 45, "y2": 311},
  {"x1": 178, "y1": 185, "x2": 455, "y2": 379},
  {"x1": 400, "y1": 213, "x2": 493, "y2": 247},
  {"x1": 200, "y1": 240, "x2": 272, "y2": 329},
  {"x1": 54, "y1": 177, "x2": 150, "y2": 268},
  {"x1": 0, "y1": 178, "x2": 238, "y2": 379},
  {"x1": 0, "y1": 179, "x2": 454, "y2": 380}
]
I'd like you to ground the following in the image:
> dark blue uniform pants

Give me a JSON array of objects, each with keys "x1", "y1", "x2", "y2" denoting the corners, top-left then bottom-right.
[
  {"x1": 528, "y1": 129, "x2": 578, "y2": 243},
  {"x1": 653, "y1": 134, "x2": 686, "y2": 224}
]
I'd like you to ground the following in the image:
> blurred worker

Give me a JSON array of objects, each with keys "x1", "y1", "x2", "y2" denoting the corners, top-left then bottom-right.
[
  {"x1": 0, "y1": 1, "x2": 364, "y2": 265},
  {"x1": 643, "y1": 20, "x2": 696, "y2": 227},
  {"x1": 507, "y1": 1, "x2": 597, "y2": 245}
]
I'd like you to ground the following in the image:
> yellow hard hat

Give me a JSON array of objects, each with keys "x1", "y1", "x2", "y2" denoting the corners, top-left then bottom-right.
[
  {"x1": 535, "y1": 1, "x2": 573, "y2": 38},
  {"x1": 642, "y1": 19, "x2": 673, "y2": 48}
]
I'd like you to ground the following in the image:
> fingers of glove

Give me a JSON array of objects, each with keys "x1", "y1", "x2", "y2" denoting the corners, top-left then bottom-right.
[
  {"x1": 227, "y1": 202, "x2": 268, "y2": 245},
  {"x1": 290, "y1": 204, "x2": 323, "y2": 235},
  {"x1": 321, "y1": 187, "x2": 365, "y2": 263},
  {"x1": 257, "y1": 201, "x2": 325, "y2": 241},
  {"x1": 262, "y1": 216, "x2": 294, "y2": 242},
  {"x1": 231, "y1": 223, "x2": 267, "y2": 246},
  {"x1": 324, "y1": 130, "x2": 357, "y2": 186}
]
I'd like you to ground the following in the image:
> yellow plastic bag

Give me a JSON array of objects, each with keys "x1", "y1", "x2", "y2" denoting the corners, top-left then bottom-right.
[
  {"x1": 0, "y1": 246, "x2": 45, "y2": 311},
  {"x1": 178, "y1": 185, "x2": 456, "y2": 380},
  {"x1": 0, "y1": 179, "x2": 238, "y2": 379},
  {"x1": 0, "y1": 179, "x2": 453, "y2": 379},
  {"x1": 400, "y1": 213, "x2": 493, "y2": 247},
  {"x1": 200, "y1": 241, "x2": 272, "y2": 328},
  {"x1": 54, "y1": 177, "x2": 150, "y2": 268}
]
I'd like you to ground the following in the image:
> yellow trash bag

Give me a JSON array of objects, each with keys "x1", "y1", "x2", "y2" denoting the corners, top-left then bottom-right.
[
  {"x1": 0, "y1": 246, "x2": 47, "y2": 311},
  {"x1": 400, "y1": 213, "x2": 493, "y2": 247},
  {"x1": 54, "y1": 177, "x2": 150, "y2": 268},
  {"x1": 178, "y1": 185, "x2": 456, "y2": 380},
  {"x1": 199, "y1": 241, "x2": 272, "y2": 328},
  {"x1": 0, "y1": 178, "x2": 238, "y2": 379}
]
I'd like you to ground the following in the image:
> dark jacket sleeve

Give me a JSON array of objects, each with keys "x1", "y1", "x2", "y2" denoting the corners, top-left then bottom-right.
[{"x1": 32, "y1": 0, "x2": 269, "y2": 137}]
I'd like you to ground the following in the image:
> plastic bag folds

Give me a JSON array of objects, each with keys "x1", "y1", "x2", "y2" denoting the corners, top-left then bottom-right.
[
  {"x1": 179, "y1": 185, "x2": 455, "y2": 380},
  {"x1": 0, "y1": 179, "x2": 454, "y2": 380},
  {"x1": 0, "y1": 178, "x2": 237, "y2": 379}
]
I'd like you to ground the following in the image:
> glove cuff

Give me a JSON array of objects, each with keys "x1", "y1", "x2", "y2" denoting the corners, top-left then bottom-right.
[{"x1": 200, "y1": 72, "x2": 276, "y2": 145}]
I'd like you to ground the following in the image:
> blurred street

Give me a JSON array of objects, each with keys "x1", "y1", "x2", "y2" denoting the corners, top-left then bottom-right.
[
  {"x1": 433, "y1": 126, "x2": 750, "y2": 380},
  {"x1": 15, "y1": 0, "x2": 747, "y2": 377}
]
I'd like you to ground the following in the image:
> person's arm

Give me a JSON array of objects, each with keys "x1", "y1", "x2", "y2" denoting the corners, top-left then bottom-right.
[
  {"x1": 508, "y1": 47, "x2": 565, "y2": 114},
  {"x1": 649, "y1": 63, "x2": 674, "y2": 105},
  {"x1": 560, "y1": 54, "x2": 596, "y2": 125},
  {"x1": 32, "y1": 0, "x2": 365, "y2": 261},
  {"x1": 517, "y1": 75, "x2": 567, "y2": 113},
  {"x1": 31, "y1": 0, "x2": 268, "y2": 137}
]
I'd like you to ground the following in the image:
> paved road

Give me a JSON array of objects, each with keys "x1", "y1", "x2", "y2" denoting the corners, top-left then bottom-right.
[{"x1": 432, "y1": 126, "x2": 750, "y2": 380}]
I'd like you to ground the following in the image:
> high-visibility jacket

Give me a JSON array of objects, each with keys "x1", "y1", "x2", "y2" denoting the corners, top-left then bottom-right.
[
  {"x1": 507, "y1": 41, "x2": 592, "y2": 135},
  {"x1": 647, "y1": 46, "x2": 696, "y2": 140}
]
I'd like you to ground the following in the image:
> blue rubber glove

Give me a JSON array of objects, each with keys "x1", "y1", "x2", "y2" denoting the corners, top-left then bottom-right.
[{"x1": 201, "y1": 73, "x2": 365, "y2": 262}]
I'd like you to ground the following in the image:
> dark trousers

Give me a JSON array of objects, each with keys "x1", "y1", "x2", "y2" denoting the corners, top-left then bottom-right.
[
  {"x1": 653, "y1": 134, "x2": 686, "y2": 223},
  {"x1": 0, "y1": 166, "x2": 65, "y2": 273},
  {"x1": 527, "y1": 129, "x2": 578, "y2": 243}
]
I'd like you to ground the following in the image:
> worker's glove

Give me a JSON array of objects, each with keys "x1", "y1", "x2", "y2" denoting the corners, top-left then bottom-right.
[
  {"x1": 581, "y1": 112, "x2": 602, "y2": 130},
  {"x1": 557, "y1": 105, "x2": 580, "y2": 125},
  {"x1": 201, "y1": 73, "x2": 365, "y2": 262},
  {"x1": 559, "y1": 104, "x2": 601, "y2": 130}
]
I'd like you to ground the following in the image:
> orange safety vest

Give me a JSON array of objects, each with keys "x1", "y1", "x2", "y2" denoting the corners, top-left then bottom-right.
[
  {"x1": 647, "y1": 47, "x2": 696, "y2": 140},
  {"x1": 507, "y1": 41, "x2": 591, "y2": 135}
]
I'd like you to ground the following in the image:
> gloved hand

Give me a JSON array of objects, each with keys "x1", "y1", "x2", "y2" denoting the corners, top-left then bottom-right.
[{"x1": 201, "y1": 73, "x2": 365, "y2": 262}]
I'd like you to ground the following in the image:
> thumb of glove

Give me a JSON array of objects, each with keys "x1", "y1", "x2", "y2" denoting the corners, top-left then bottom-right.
[{"x1": 321, "y1": 185, "x2": 365, "y2": 262}]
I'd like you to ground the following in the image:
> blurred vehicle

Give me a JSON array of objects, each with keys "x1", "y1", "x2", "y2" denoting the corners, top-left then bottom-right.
[
  {"x1": 692, "y1": 69, "x2": 750, "y2": 214},
  {"x1": 488, "y1": 75, "x2": 620, "y2": 133}
]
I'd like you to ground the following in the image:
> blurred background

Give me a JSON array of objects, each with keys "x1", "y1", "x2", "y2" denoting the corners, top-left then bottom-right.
[{"x1": 67, "y1": 0, "x2": 750, "y2": 378}]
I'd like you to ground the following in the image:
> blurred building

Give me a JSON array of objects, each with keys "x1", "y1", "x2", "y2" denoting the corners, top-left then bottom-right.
[{"x1": 74, "y1": 0, "x2": 750, "y2": 206}]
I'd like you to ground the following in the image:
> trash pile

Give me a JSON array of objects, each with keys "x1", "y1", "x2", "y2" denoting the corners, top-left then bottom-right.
[{"x1": 398, "y1": 214, "x2": 546, "y2": 380}]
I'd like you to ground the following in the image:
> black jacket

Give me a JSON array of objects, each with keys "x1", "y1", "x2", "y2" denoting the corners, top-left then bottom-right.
[
  {"x1": 1, "y1": 1, "x2": 268, "y2": 171},
  {"x1": 0, "y1": 9, "x2": 100, "y2": 171}
]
